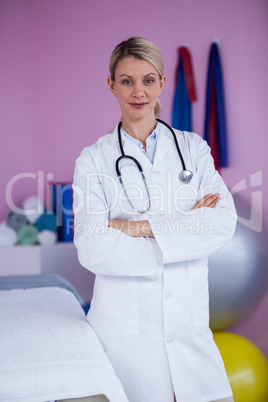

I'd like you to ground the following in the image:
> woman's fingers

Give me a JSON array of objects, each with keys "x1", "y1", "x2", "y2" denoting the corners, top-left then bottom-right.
[
  {"x1": 192, "y1": 194, "x2": 212, "y2": 209},
  {"x1": 206, "y1": 194, "x2": 220, "y2": 208},
  {"x1": 192, "y1": 193, "x2": 220, "y2": 210}
]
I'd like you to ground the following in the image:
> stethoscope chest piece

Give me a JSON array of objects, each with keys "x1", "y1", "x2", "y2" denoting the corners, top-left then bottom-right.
[{"x1": 179, "y1": 170, "x2": 194, "y2": 184}]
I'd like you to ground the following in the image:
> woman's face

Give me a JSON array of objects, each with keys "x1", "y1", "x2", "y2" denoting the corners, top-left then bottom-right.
[{"x1": 108, "y1": 56, "x2": 166, "y2": 123}]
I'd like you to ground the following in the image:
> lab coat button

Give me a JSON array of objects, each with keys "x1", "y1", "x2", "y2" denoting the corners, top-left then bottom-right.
[
  {"x1": 152, "y1": 170, "x2": 160, "y2": 176},
  {"x1": 165, "y1": 291, "x2": 172, "y2": 299},
  {"x1": 166, "y1": 337, "x2": 174, "y2": 344}
]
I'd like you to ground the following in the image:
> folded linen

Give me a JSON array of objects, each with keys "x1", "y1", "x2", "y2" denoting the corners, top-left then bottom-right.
[
  {"x1": 0, "y1": 273, "x2": 84, "y2": 304},
  {"x1": 6, "y1": 210, "x2": 28, "y2": 232},
  {"x1": 35, "y1": 211, "x2": 57, "y2": 232},
  {"x1": 37, "y1": 230, "x2": 57, "y2": 246},
  {"x1": 22, "y1": 196, "x2": 44, "y2": 223},
  {"x1": 0, "y1": 222, "x2": 17, "y2": 247},
  {"x1": 17, "y1": 224, "x2": 39, "y2": 245}
]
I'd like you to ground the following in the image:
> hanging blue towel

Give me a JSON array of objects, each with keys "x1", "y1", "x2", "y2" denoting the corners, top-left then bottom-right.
[
  {"x1": 204, "y1": 42, "x2": 228, "y2": 168},
  {"x1": 172, "y1": 46, "x2": 197, "y2": 132},
  {"x1": 172, "y1": 54, "x2": 191, "y2": 131}
]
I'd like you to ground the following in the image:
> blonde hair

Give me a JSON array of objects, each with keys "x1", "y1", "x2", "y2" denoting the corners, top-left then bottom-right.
[{"x1": 109, "y1": 37, "x2": 164, "y2": 117}]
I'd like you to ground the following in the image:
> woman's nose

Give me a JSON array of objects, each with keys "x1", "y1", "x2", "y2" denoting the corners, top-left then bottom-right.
[{"x1": 132, "y1": 83, "x2": 144, "y2": 98}]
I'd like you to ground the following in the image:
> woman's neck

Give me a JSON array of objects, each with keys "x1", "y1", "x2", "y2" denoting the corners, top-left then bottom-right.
[{"x1": 121, "y1": 116, "x2": 157, "y2": 148}]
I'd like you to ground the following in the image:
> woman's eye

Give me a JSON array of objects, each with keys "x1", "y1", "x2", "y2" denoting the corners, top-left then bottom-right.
[
  {"x1": 145, "y1": 78, "x2": 154, "y2": 84},
  {"x1": 122, "y1": 80, "x2": 132, "y2": 85}
]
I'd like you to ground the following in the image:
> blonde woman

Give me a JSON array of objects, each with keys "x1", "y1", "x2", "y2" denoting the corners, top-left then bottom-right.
[{"x1": 73, "y1": 37, "x2": 236, "y2": 402}]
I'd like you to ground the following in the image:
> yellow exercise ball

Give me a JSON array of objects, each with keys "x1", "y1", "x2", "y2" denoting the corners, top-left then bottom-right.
[{"x1": 213, "y1": 332, "x2": 268, "y2": 402}]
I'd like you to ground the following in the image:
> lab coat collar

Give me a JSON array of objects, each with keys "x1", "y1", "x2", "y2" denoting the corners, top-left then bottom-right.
[
  {"x1": 110, "y1": 122, "x2": 173, "y2": 169},
  {"x1": 153, "y1": 124, "x2": 173, "y2": 168}
]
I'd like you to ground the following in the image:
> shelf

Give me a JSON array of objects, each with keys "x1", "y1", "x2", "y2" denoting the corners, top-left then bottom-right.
[{"x1": 0, "y1": 242, "x2": 94, "y2": 302}]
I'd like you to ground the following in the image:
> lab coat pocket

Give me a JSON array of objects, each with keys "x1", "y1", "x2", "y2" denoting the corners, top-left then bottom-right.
[
  {"x1": 88, "y1": 275, "x2": 139, "y2": 336},
  {"x1": 189, "y1": 259, "x2": 209, "y2": 328}
]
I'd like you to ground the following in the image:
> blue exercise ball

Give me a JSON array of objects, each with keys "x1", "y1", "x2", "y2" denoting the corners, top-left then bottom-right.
[{"x1": 208, "y1": 193, "x2": 268, "y2": 331}]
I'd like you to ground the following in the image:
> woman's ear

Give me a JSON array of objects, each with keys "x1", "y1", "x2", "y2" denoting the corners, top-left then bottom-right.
[
  {"x1": 159, "y1": 75, "x2": 166, "y2": 93},
  {"x1": 107, "y1": 76, "x2": 118, "y2": 97}
]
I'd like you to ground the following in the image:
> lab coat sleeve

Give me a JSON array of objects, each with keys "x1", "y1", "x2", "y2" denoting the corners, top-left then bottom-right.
[
  {"x1": 147, "y1": 133, "x2": 237, "y2": 264},
  {"x1": 72, "y1": 147, "x2": 163, "y2": 279}
]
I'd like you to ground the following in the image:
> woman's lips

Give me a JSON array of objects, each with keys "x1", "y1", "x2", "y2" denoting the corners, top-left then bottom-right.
[{"x1": 129, "y1": 103, "x2": 148, "y2": 109}]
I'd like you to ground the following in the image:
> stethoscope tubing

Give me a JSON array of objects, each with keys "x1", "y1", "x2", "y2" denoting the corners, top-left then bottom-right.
[
  {"x1": 116, "y1": 119, "x2": 189, "y2": 176},
  {"x1": 115, "y1": 119, "x2": 193, "y2": 213},
  {"x1": 155, "y1": 118, "x2": 187, "y2": 171}
]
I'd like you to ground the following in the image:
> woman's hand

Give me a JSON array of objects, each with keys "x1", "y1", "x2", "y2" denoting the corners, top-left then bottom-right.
[
  {"x1": 191, "y1": 193, "x2": 220, "y2": 210},
  {"x1": 109, "y1": 219, "x2": 154, "y2": 238}
]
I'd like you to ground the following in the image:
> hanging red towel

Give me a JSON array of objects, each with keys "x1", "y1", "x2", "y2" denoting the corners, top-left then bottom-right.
[{"x1": 179, "y1": 47, "x2": 197, "y2": 102}]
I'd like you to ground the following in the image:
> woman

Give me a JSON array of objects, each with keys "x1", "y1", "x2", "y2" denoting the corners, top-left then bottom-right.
[{"x1": 73, "y1": 37, "x2": 237, "y2": 402}]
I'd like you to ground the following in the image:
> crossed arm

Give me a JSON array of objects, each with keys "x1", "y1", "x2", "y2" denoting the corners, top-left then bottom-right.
[{"x1": 109, "y1": 193, "x2": 220, "y2": 238}]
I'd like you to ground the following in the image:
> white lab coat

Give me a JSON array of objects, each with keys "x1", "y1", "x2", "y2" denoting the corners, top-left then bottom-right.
[{"x1": 73, "y1": 123, "x2": 237, "y2": 402}]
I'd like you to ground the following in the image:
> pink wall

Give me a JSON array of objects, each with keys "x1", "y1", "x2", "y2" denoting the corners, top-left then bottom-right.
[
  {"x1": 1, "y1": 0, "x2": 267, "y2": 220},
  {"x1": 0, "y1": 0, "x2": 267, "y2": 354}
]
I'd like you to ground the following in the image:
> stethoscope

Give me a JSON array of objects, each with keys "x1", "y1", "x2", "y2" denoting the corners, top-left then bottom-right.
[{"x1": 115, "y1": 118, "x2": 194, "y2": 214}]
